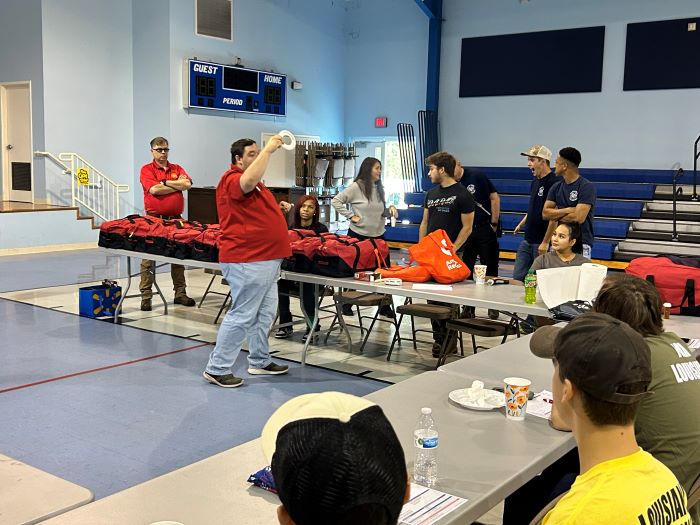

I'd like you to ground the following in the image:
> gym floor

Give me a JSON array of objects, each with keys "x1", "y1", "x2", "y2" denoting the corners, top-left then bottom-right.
[{"x1": 0, "y1": 248, "x2": 510, "y2": 522}]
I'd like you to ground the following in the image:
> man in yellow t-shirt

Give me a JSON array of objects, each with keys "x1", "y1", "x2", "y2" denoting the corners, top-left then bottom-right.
[{"x1": 530, "y1": 313, "x2": 691, "y2": 524}]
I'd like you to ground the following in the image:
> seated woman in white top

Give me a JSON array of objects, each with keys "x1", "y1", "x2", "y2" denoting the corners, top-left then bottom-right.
[{"x1": 531, "y1": 221, "x2": 591, "y2": 271}]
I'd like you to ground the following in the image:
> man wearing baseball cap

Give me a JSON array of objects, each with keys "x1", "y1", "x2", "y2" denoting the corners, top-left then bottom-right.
[
  {"x1": 528, "y1": 313, "x2": 690, "y2": 524},
  {"x1": 543, "y1": 147, "x2": 596, "y2": 260},
  {"x1": 513, "y1": 145, "x2": 558, "y2": 283},
  {"x1": 261, "y1": 392, "x2": 410, "y2": 525}
]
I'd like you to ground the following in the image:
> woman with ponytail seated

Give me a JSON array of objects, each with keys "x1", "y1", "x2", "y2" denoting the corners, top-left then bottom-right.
[
  {"x1": 275, "y1": 195, "x2": 328, "y2": 341},
  {"x1": 531, "y1": 221, "x2": 591, "y2": 271}
]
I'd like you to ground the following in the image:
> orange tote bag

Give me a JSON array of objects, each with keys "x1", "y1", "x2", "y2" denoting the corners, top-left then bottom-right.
[{"x1": 408, "y1": 229, "x2": 471, "y2": 284}]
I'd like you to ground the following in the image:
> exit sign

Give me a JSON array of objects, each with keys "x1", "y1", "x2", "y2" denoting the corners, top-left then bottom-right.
[{"x1": 374, "y1": 116, "x2": 388, "y2": 128}]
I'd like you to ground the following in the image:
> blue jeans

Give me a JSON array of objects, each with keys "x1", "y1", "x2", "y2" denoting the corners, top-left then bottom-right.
[
  {"x1": 205, "y1": 259, "x2": 282, "y2": 374},
  {"x1": 582, "y1": 244, "x2": 591, "y2": 259},
  {"x1": 513, "y1": 240, "x2": 541, "y2": 282}
]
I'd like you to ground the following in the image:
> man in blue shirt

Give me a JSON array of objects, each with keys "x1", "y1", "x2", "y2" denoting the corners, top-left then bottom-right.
[
  {"x1": 512, "y1": 145, "x2": 558, "y2": 282},
  {"x1": 543, "y1": 147, "x2": 596, "y2": 259}
]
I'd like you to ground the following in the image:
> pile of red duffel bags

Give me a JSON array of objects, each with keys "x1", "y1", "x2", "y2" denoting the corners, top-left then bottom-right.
[
  {"x1": 98, "y1": 218, "x2": 390, "y2": 276},
  {"x1": 284, "y1": 229, "x2": 389, "y2": 278},
  {"x1": 98, "y1": 215, "x2": 220, "y2": 262}
]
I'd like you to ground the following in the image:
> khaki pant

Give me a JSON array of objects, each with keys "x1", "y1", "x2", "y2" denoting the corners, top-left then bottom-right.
[{"x1": 139, "y1": 259, "x2": 187, "y2": 299}]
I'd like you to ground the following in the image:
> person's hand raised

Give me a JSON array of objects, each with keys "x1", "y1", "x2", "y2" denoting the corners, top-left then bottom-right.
[{"x1": 264, "y1": 135, "x2": 283, "y2": 153}]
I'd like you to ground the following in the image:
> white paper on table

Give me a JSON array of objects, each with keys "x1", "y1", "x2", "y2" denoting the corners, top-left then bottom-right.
[
  {"x1": 536, "y1": 263, "x2": 607, "y2": 308},
  {"x1": 399, "y1": 483, "x2": 468, "y2": 525},
  {"x1": 527, "y1": 390, "x2": 554, "y2": 420},
  {"x1": 412, "y1": 284, "x2": 454, "y2": 291},
  {"x1": 686, "y1": 339, "x2": 700, "y2": 350}
]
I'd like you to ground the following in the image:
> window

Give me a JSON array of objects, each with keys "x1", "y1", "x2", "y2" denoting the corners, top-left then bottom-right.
[
  {"x1": 382, "y1": 140, "x2": 407, "y2": 208},
  {"x1": 196, "y1": 0, "x2": 232, "y2": 40}
]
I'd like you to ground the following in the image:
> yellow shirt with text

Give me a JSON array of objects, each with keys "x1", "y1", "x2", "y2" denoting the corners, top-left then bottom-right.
[{"x1": 542, "y1": 449, "x2": 691, "y2": 525}]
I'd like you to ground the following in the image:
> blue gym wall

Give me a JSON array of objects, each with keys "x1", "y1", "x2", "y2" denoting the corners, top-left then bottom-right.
[
  {"x1": 0, "y1": 0, "x2": 46, "y2": 199},
  {"x1": 439, "y1": 0, "x2": 700, "y2": 169},
  {"x1": 165, "y1": 0, "x2": 346, "y2": 188},
  {"x1": 3, "y1": 0, "x2": 700, "y2": 219},
  {"x1": 343, "y1": 0, "x2": 428, "y2": 140},
  {"x1": 41, "y1": 0, "x2": 135, "y2": 209}
]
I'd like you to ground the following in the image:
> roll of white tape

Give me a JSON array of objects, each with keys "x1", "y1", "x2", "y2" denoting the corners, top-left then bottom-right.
[{"x1": 278, "y1": 130, "x2": 296, "y2": 151}]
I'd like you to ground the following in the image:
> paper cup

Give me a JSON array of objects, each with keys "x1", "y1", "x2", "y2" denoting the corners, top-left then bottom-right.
[
  {"x1": 503, "y1": 377, "x2": 531, "y2": 421},
  {"x1": 474, "y1": 265, "x2": 487, "y2": 285}
]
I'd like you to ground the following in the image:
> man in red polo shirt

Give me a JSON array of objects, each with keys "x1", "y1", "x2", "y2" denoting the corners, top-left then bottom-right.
[
  {"x1": 139, "y1": 136, "x2": 195, "y2": 311},
  {"x1": 203, "y1": 136, "x2": 291, "y2": 388}
]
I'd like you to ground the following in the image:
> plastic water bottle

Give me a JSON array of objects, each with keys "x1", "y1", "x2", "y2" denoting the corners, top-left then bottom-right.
[
  {"x1": 524, "y1": 269, "x2": 537, "y2": 304},
  {"x1": 414, "y1": 407, "x2": 438, "y2": 486}
]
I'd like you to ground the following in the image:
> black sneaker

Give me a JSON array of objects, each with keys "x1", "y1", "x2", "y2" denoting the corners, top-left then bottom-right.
[
  {"x1": 274, "y1": 327, "x2": 293, "y2": 339},
  {"x1": 302, "y1": 325, "x2": 321, "y2": 342},
  {"x1": 203, "y1": 371, "x2": 244, "y2": 388},
  {"x1": 341, "y1": 304, "x2": 354, "y2": 316},
  {"x1": 174, "y1": 295, "x2": 196, "y2": 307},
  {"x1": 248, "y1": 362, "x2": 289, "y2": 375},
  {"x1": 140, "y1": 299, "x2": 152, "y2": 311},
  {"x1": 379, "y1": 304, "x2": 395, "y2": 319}
]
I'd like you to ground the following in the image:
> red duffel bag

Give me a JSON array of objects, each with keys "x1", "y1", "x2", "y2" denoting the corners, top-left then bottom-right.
[
  {"x1": 191, "y1": 224, "x2": 221, "y2": 262},
  {"x1": 98, "y1": 215, "x2": 167, "y2": 253},
  {"x1": 625, "y1": 256, "x2": 700, "y2": 314},
  {"x1": 312, "y1": 237, "x2": 389, "y2": 277},
  {"x1": 162, "y1": 220, "x2": 206, "y2": 259},
  {"x1": 285, "y1": 235, "x2": 325, "y2": 272}
]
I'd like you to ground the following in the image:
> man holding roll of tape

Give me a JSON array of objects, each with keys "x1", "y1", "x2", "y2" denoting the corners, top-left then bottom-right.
[{"x1": 203, "y1": 135, "x2": 292, "y2": 388}]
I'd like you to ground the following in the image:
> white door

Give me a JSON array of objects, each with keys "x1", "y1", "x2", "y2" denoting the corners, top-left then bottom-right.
[
  {"x1": 1, "y1": 82, "x2": 33, "y2": 203},
  {"x1": 354, "y1": 141, "x2": 385, "y2": 167}
]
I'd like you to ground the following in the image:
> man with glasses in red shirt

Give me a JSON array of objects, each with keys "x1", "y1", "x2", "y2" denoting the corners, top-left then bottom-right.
[{"x1": 139, "y1": 136, "x2": 195, "y2": 311}]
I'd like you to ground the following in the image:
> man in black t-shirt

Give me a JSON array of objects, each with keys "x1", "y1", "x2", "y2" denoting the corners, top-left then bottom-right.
[{"x1": 419, "y1": 151, "x2": 475, "y2": 356}]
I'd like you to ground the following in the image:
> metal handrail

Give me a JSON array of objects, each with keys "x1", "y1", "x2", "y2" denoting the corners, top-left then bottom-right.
[
  {"x1": 693, "y1": 134, "x2": 700, "y2": 201},
  {"x1": 671, "y1": 167, "x2": 683, "y2": 242},
  {"x1": 35, "y1": 150, "x2": 130, "y2": 222}
]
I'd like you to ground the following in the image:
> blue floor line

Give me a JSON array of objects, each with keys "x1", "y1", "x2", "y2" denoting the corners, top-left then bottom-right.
[{"x1": 0, "y1": 299, "x2": 385, "y2": 498}]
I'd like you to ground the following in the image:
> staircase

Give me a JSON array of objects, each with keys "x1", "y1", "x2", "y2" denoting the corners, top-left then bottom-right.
[
  {"x1": 35, "y1": 151, "x2": 130, "y2": 226},
  {"x1": 615, "y1": 195, "x2": 700, "y2": 261},
  {"x1": 0, "y1": 153, "x2": 130, "y2": 254}
]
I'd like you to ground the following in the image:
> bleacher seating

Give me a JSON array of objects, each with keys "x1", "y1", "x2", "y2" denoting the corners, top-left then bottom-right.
[{"x1": 389, "y1": 167, "x2": 662, "y2": 261}]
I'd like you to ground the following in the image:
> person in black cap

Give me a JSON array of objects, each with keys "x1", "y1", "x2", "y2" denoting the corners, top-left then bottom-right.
[
  {"x1": 261, "y1": 391, "x2": 410, "y2": 525},
  {"x1": 543, "y1": 147, "x2": 596, "y2": 260},
  {"x1": 526, "y1": 313, "x2": 690, "y2": 524}
]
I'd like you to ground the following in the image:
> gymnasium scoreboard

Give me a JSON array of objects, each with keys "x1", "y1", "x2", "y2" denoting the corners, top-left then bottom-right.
[{"x1": 184, "y1": 59, "x2": 287, "y2": 116}]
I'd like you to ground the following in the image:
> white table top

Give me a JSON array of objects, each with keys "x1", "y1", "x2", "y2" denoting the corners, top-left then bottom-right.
[
  {"x1": 369, "y1": 334, "x2": 574, "y2": 524},
  {"x1": 41, "y1": 439, "x2": 278, "y2": 525},
  {"x1": 0, "y1": 454, "x2": 93, "y2": 525},
  {"x1": 662, "y1": 314, "x2": 699, "y2": 340},
  {"x1": 44, "y1": 332, "x2": 572, "y2": 525},
  {"x1": 102, "y1": 248, "x2": 551, "y2": 317}
]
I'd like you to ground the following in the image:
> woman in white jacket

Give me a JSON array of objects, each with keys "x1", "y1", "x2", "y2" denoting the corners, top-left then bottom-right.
[{"x1": 331, "y1": 157, "x2": 398, "y2": 316}]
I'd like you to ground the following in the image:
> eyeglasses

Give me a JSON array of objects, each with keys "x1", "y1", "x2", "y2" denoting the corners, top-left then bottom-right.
[{"x1": 152, "y1": 148, "x2": 170, "y2": 153}]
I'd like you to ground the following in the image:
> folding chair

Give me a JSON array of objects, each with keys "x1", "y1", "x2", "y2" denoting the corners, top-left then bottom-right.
[
  {"x1": 325, "y1": 291, "x2": 399, "y2": 354},
  {"x1": 386, "y1": 298, "x2": 463, "y2": 361},
  {"x1": 198, "y1": 268, "x2": 231, "y2": 324},
  {"x1": 435, "y1": 316, "x2": 519, "y2": 368}
]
